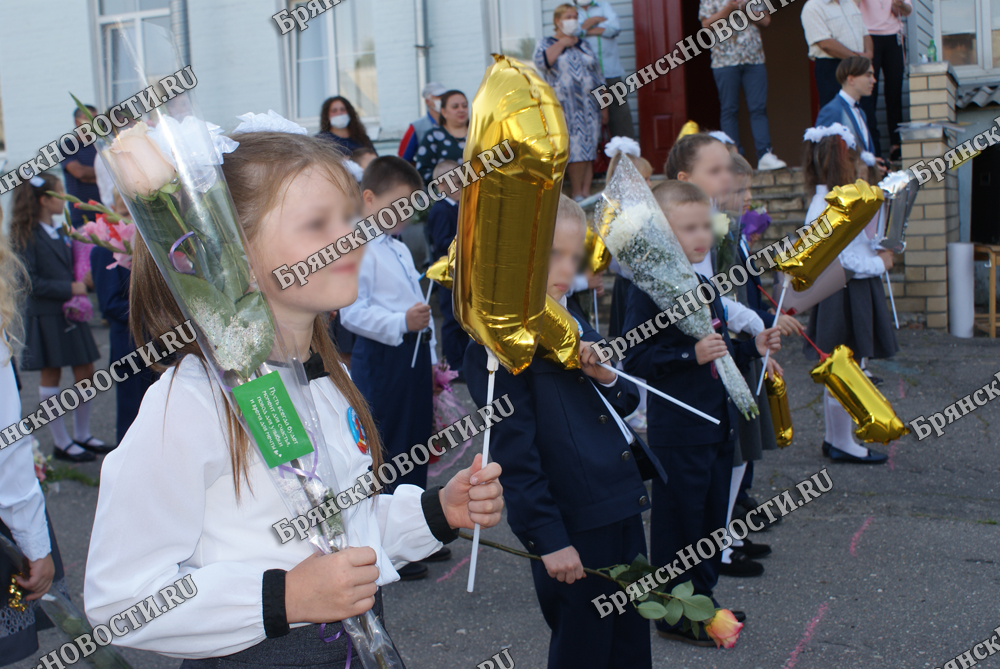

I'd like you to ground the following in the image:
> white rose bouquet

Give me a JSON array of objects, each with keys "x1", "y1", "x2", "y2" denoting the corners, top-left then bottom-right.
[{"x1": 593, "y1": 157, "x2": 759, "y2": 419}]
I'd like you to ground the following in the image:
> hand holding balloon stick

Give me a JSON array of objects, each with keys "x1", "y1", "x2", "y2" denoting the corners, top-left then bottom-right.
[
  {"x1": 756, "y1": 274, "x2": 789, "y2": 395},
  {"x1": 756, "y1": 284, "x2": 827, "y2": 360},
  {"x1": 411, "y1": 274, "x2": 434, "y2": 368}
]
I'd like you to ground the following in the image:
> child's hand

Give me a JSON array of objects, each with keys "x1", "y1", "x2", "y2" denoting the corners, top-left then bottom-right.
[
  {"x1": 285, "y1": 548, "x2": 379, "y2": 624},
  {"x1": 755, "y1": 326, "x2": 781, "y2": 357},
  {"x1": 439, "y1": 454, "x2": 504, "y2": 530},
  {"x1": 406, "y1": 302, "x2": 431, "y2": 331},
  {"x1": 71, "y1": 281, "x2": 88, "y2": 296},
  {"x1": 542, "y1": 546, "x2": 585, "y2": 584},
  {"x1": 765, "y1": 356, "x2": 784, "y2": 379},
  {"x1": 877, "y1": 249, "x2": 894, "y2": 271},
  {"x1": 15, "y1": 554, "x2": 54, "y2": 602},
  {"x1": 695, "y1": 333, "x2": 727, "y2": 365},
  {"x1": 585, "y1": 270, "x2": 605, "y2": 295},
  {"x1": 775, "y1": 313, "x2": 804, "y2": 337},
  {"x1": 580, "y1": 342, "x2": 616, "y2": 384}
]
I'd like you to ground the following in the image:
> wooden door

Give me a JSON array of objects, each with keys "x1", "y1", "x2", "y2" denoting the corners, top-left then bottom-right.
[{"x1": 633, "y1": 0, "x2": 690, "y2": 172}]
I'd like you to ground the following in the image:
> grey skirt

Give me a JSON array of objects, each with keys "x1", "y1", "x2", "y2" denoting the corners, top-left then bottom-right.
[
  {"x1": 805, "y1": 277, "x2": 898, "y2": 361},
  {"x1": 734, "y1": 356, "x2": 777, "y2": 466},
  {"x1": 20, "y1": 313, "x2": 100, "y2": 371},
  {"x1": 178, "y1": 592, "x2": 384, "y2": 669}
]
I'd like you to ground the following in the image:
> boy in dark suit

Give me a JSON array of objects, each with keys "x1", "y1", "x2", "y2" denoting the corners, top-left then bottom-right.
[
  {"x1": 426, "y1": 160, "x2": 469, "y2": 376},
  {"x1": 623, "y1": 181, "x2": 780, "y2": 645},
  {"x1": 466, "y1": 195, "x2": 666, "y2": 669}
]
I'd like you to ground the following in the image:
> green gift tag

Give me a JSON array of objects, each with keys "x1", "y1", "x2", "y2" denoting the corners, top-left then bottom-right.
[{"x1": 232, "y1": 371, "x2": 314, "y2": 468}]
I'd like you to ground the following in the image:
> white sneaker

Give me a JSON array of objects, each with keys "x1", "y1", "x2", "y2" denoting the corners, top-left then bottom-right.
[{"x1": 757, "y1": 151, "x2": 787, "y2": 171}]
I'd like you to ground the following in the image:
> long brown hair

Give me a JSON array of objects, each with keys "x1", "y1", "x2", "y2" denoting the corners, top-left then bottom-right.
[
  {"x1": 9, "y1": 173, "x2": 60, "y2": 250},
  {"x1": 129, "y1": 131, "x2": 383, "y2": 498},
  {"x1": 0, "y1": 202, "x2": 28, "y2": 365},
  {"x1": 802, "y1": 134, "x2": 860, "y2": 191},
  {"x1": 664, "y1": 133, "x2": 722, "y2": 180},
  {"x1": 319, "y1": 96, "x2": 373, "y2": 150}
]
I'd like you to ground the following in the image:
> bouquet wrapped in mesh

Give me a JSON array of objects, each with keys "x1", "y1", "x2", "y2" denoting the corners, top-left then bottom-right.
[{"x1": 593, "y1": 158, "x2": 759, "y2": 419}]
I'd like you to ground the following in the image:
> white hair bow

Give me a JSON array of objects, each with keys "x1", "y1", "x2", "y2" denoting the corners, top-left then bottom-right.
[
  {"x1": 233, "y1": 110, "x2": 309, "y2": 136},
  {"x1": 604, "y1": 136, "x2": 641, "y2": 159},
  {"x1": 343, "y1": 159, "x2": 365, "y2": 182},
  {"x1": 860, "y1": 151, "x2": 876, "y2": 167},
  {"x1": 802, "y1": 123, "x2": 857, "y2": 150},
  {"x1": 708, "y1": 130, "x2": 735, "y2": 145}
]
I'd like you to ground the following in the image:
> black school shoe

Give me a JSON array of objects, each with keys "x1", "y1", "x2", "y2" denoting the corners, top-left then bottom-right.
[
  {"x1": 732, "y1": 537, "x2": 771, "y2": 558},
  {"x1": 420, "y1": 547, "x2": 452, "y2": 563},
  {"x1": 53, "y1": 445, "x2": 96, "y2": 463},
  {"x1": 74, "y1": 437, "x2": 116, "y2": 454},
  {"x1": 826, "y1": 444, "x2": 888, "y2": 464},
  {"x1": 396, "y1": 562, "x2": 429, "y2": 581},
  {"x1": 719, "y1": 551, "x2": 764, "y2": 577}
]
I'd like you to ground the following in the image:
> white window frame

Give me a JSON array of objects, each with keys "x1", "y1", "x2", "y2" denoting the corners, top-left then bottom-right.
[
  {"x1": 484, "y1": 0, "x2": 543, "y2": 65},
  {"x1": 934, "y1": 0, "x2": 1000, "y2": 81},
  {"x1": 92, "y1": 1, "x2": 172, "y2": 111},
  {"x1": 280, "y1": 1, "x2": 379, "y2": 134}
]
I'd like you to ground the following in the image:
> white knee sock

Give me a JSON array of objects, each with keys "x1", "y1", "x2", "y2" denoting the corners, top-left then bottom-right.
[
  {"x1": 722, "y1": 462, "x2": 748, "y2": 564},
  {"x1": 73, "y1": 394, "x2": 95, "y2": 443},
  {"x1": 39, "y1": 386, "x2": 75, "y2": 451},
  {"x1": 824, "y1": 389, "x2": 869, "y2": 457}
]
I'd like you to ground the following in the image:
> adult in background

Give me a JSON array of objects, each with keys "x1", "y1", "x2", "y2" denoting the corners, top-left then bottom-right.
[
  {"x1": 316, "y1": 96, "x2": 374, "y2": 154},
  {"x1": 398, "y1": 82, "x2": 446, "y2": 163},
  {"x1": 64, "y1": 105, "x2": 101, "y2": 229},
  {"x1": 801, "y1": 0, "x2": 872, "y2": 108},
  {"x1": 413, "y1": 90, "x2": 468, "y2": 184},
  {"x1": 858, "y1": 0, "x2": 911, "y2": 161},
  {"x1": 571, "y1": 0, "x2": 634, "y2": 140},
  {"x1": 534, "y1": 3, "x2": 607, "y2": 201},
  {"x1": 699, "y1": 0, "x2": 787, "y2": 171}
]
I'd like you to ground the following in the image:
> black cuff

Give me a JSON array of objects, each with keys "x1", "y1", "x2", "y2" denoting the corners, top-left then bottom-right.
[
  {"x1": 421, "y1": 486, "x2": 459, "y2": 544},
  {"x1": 262, "y1": 569, "x2": 290, "y2": 638}
]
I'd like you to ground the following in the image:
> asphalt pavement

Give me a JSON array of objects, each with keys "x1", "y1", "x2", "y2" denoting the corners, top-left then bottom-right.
[{"x1": 9, "y1": 304, "x2": 1000, "y2": 669}]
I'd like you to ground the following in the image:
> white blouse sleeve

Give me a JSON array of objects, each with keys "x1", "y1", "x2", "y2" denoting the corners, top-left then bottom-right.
[
  {"x1": 0, "y1": 356, "x2": 50, "y2": 562},
  {"x1": 84, "y1": 370, "x2": 269, "y2": 659},
  {"x1": 720, "y1": 296, "x2": 765, "y2": 336},
  {"x1": 373, "y1": 484, "x2": 443, "y2": 567},
  {"x1": 839, "y1": 231, "x2": 885, "y2": 279}
]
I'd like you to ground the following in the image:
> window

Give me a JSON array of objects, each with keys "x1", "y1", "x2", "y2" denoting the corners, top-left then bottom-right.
[
  {"x1": 937, "y1": 0, "x2": 1000, "y2": 75},
  {"x1": 487, "y1": 0, "x2": 541, "y2": 63},
  {"x1": 286, "y1": 1, "x2": 378, "y2": 126},
  {"x1": 97, "y1": 0, "x2": 174, "y2": 108}
]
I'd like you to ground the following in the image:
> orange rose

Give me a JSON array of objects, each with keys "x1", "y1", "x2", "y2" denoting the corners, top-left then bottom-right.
[
  {"x1": 705, "y1": 609, "x2": 743, "y2": 649},
  {"x1": 106, "y1": 122, "x2": 176, "y2": 199}
]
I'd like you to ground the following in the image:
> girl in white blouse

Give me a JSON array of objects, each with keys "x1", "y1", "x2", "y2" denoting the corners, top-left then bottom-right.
[
  {"x1": 84, "y1": 129, "x2": 504, "y2": 666},
  {"x1": 801, "y1": 126, "x2": 897, "y2": 465}
]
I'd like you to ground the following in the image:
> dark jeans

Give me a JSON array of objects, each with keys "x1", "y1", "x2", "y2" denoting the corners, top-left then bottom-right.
[
  {"x1": 604, "y1": 77, "x2": 635, "y2": 139},
  {"x1": 814, "y1": 58, "x2": 842, "y2": 109},
  {"x1": 712, "y1": 63, "x2": 773, "y2": 157},
  {"x1": 860, "y1": 34, "x2": 905, "y2": 155}
]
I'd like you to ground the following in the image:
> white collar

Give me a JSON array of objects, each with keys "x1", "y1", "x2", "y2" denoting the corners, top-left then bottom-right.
[
  {"x1": 839, "y1": 89, "x2": 861, "y2": 107},
  {"x1": 558, "y1": 294, "x2": 568, "y2": 308},
  {"x1": 38, "y1": 221, "x2": 60, "y2": 239},
  {"x1": 444, "y1": 196, "x2": 457, "y2": 206}
]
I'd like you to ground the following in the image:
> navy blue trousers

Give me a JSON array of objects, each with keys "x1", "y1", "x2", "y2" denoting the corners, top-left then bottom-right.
[
  {"x1": 650, "y1": 440, "x2": 734, "y2": 630},
  {"x1": 350, "y1": 334, "x2": 432, "y2": 491},
  {"x1": 109, "y1": 322, "x2": 155, "y2": 443},
  {"x1": 437, "y1": 287, "x2": 469, "y2": 373},
  {"x1": 530, "y1": 515, "x2": 651, "y2": 669}
]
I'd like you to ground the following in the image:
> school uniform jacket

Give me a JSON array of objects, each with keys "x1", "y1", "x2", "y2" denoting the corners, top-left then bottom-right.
[
  {"x1": 464, "y1": 299, "x2": 666, "y2": 557},
  {"x1": 20, "y1": 226, "x2": 74, "y2": 316},
  {"x1": 815, "y1": 93, "x2": 875, "y2": 154},
  {"x1": 622, "y1": 281, "x2": 761, "y2": 448}
]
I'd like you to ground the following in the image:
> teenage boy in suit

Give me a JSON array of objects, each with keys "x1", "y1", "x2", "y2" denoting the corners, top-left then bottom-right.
[
  {"x1": 623, "y1": 180, "x2": 780, "y2": 645},
  {"x1": 466, "y1": 195, "x2": 666, "y2": 669}
]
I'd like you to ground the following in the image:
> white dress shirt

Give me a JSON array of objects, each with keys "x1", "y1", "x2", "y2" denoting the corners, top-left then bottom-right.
[
  {"x1": 692, "y1": 255, "x2": 766, "y2": 335},
  {"x1": 839, "y1": 90, "x2": 872, "y2": 149},
  {"x1": 807, "y1": 186, "x2": 885, "y2": 279},
  {"x1": 0, "y1": 330, "x2": 51, "y2": 562},
  {"x1": 38, "y1": 220, "x2": 61, "y2": 240},
  {"x1": 801, "y1": 0, "x2": 869, "y2": 59},
  {"x1": 576, "y1": 0, "x2": 625, "y2": 78},
  {"x1": 340, "y1": 234, "x2": 437, "y2": 364},
  {"x1": 84, "y1": 355, "x2": 442, "y2": 659},
  {"x1": 94, "y1": 154, "x2": 118, "y2": 209}
]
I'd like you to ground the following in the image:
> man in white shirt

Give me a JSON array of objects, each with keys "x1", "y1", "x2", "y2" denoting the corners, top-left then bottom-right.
[{"x1": 801, "y1": 0, "x2": 873, "y2": 108}]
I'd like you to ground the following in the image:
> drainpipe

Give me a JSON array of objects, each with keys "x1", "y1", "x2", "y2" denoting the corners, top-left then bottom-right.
[
  {"x1": 170, "y1": 0, "x2": 190, "y2": 65},
  {"x1": 414, "y1": 0, "x2": 430, "y2": 115}
]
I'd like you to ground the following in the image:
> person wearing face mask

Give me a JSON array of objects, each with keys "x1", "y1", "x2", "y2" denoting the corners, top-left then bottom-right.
[
  {"x1": 534, "y1": 4, "x2": 607, "y2": 201},
  {"x1": 413, "y1": 90, "x2": 469, "y2": 185},
  {"x1": 398, "y1": 82, "x2": 447, "y2": 164},
  {"x1": 316, "y1": 96, "x2": 374, "y2": 154},
  {"x1": 570, "y1": 0, "x2": 634, "y2": 140}
]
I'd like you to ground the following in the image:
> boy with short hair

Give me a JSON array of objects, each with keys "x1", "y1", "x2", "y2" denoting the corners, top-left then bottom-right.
[
  {"x1": 466, "y1": 195, "x2": 666, "y2": 669},
  {"x1": 340, "y1": 156, "x2": 446, "y2": 579},
  {"x1": 623, "y1": 180, "x2": 780, "y2": 645},
  {"x1": 426, "y1": 160, "x2": 469, "y2": 376}
]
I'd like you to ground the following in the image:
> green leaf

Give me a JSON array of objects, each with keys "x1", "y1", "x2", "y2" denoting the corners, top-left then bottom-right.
[
  {"x1": 69, "y1": 92, "x2": 96, "y2": 125},
  {"x1": 680, "y1": 594, "x2": 716, "y2": 622},
  {"x1": 608, "y1": 565, "x2": 628, "y2": 579},
  {"x1": 173, "y1": 272, "x2": 236, "y2": 326},
  {"x1": 664, "y1": 598, "x2": 683, "y2": 626},
  {"x1": 670, "y1": 581, "x2": 694, "y2": 599},
  {"x1": 630, "y1": 554, "x2": 650, "y2": 569},
  {"x1": 218, "y1": 244, "x2": 251, "y2": 303},
  {"x1": 635, "y1": 601, "x2": 668, "y2": 620}
]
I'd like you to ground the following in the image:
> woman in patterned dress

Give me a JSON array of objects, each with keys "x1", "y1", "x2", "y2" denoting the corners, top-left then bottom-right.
[
  {"x1": 534, "y1": 3, "x2": 608, "y2": 200},
  {"x1": 413, "y1": 90, "x2": 468, "y2": 184}
]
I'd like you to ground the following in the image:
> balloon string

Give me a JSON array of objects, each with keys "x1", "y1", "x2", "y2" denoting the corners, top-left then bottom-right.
[
  {"x1": 317, "y1": 624, "x2": 352, "y2": 668},
  {"x1": 756, "y1": 283, "x2": 828, "y2": 361}
]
